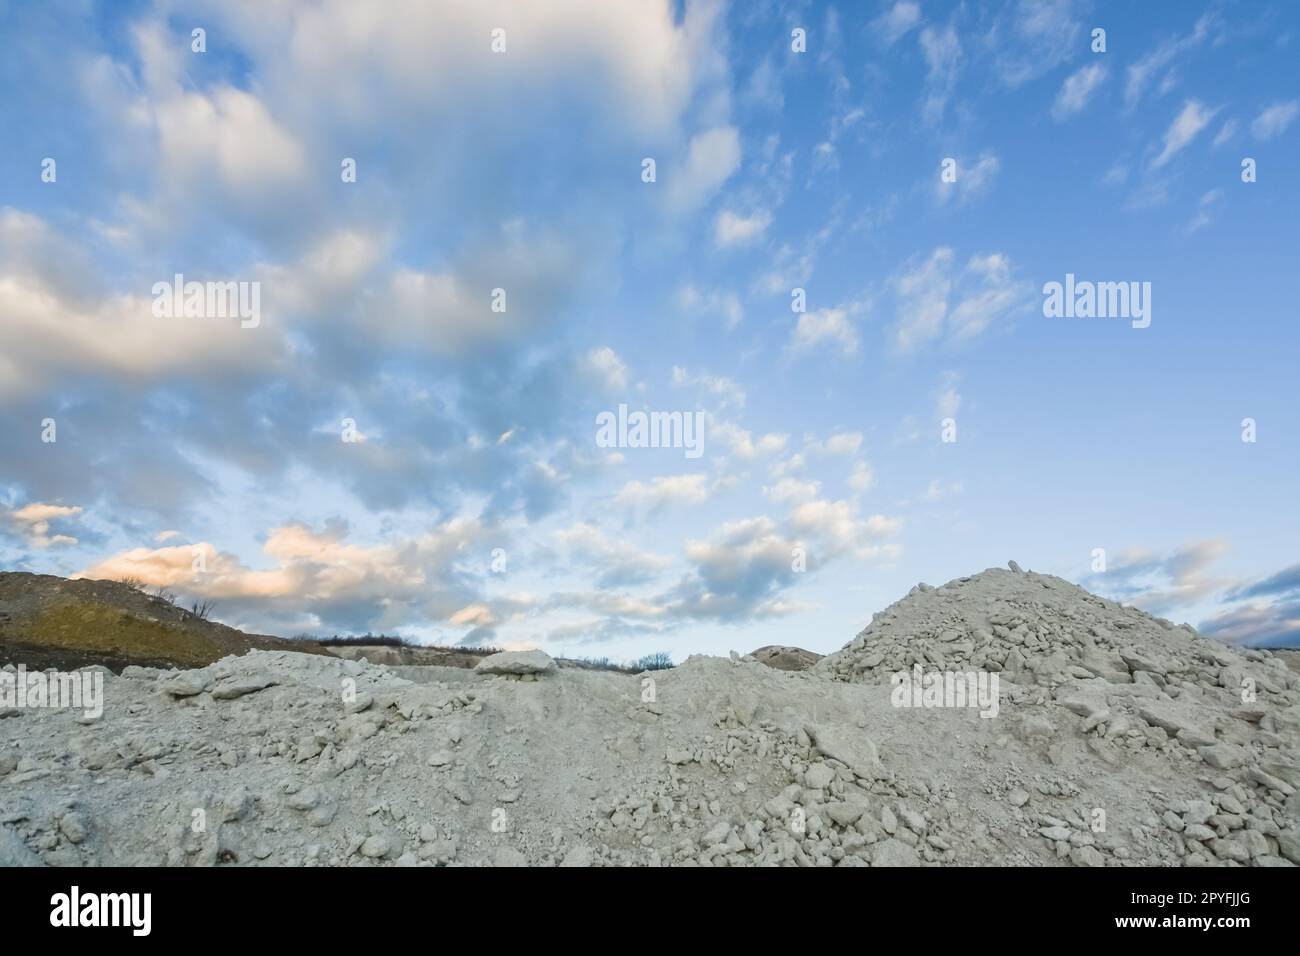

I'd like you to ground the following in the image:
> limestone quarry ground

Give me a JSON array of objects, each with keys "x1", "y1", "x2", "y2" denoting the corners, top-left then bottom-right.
[{"x1": 2, "y1": 565, "x2": 1298, "y2": 867}]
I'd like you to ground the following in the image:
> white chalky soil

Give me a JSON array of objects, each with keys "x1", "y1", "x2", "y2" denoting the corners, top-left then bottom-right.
[{"x1": 2, "y1": 564, "x2": 1297, "y2": 867}]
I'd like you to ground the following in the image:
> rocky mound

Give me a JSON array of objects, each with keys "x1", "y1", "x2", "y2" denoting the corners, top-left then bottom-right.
[
  {"x1": 0, "y1": 572, "x2": 327, "y2": 672},
  {"x1": 747, "y1": 645, "x2": 823, "y2": 672},
  {"x1": 1, "y1": 564, "x2": 1297, "y2": 867}
]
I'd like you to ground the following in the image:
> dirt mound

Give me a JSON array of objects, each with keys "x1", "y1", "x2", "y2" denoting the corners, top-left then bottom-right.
[
  {"x1": 748, "y1": 645, "x2": 823, "y2": 672},
  {"x1": 0, "y1": 572, "x2": 327, "y2": 671},
  {"x1": 820, "y1": 562, "x2": 1209, "y2": 686},
  {"x1": 1, "y1": 564, "x2": 1297, "y2": 867}
]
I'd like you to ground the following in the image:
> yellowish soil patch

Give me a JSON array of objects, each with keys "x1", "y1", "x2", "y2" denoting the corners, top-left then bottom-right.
[{"x1": 18, "y1": 602, "x2": 224, "y2": 669}]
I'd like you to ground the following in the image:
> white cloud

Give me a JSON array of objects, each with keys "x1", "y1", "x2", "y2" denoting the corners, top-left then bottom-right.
[
  {"x1": 585, "y1": 347, "x2": 629, "y2": 391},
  {"x1": 1213, "y1": 119, "x2": 1238, "y2": 147},
  {"x1": 825, "y1": 433, "x2": 863, "y2": 456},
  {"x1": 875, "y1": 2, "x2": 921, "y2": 45},
  {"x1": 671, "y1": 367, "x2": 746, "y2": 409},
  {"x1": 711, "y1": 421, "x2": 788, "y2": 460},
  {"x1": 922, "y1": 478, "x2": 963, "y2": 501},
  {"x1": 1184, "y1": 188, "x2": 1224, "y2": 236},
  {"x1": 7, "y1": 503, "x2": 83, "y2": 549},
  {"x1": 936, "y1": 373, "x2": 962, "y2": 418},
  {"x1": 675, "y1": 284, "x2": 744, "y2": 330},
  {"x1": 919, "y1": 24, "x2": 961, "y2": 125},
  {"x1": 768, "y1": 452, "x2": 806, "y2": 480},
  {"x1": 1125, "y1": 13, "x2": 1215, "y2": 108},
  {"x1": 849, "y1": 461, "x2": 876, "y2": 493},
  {"x1": 78, "y1": 518, "x2": 491, "y2": 627},
  {"x1": 893, "y1": 248, "x2": 952, "y2": 351},
  {"x1": 763, "y1": 477, "x2": 822, "y2": 504},
  {"x1": 614, "y1": 473, "x2": 710, "y2": 508},
  {"x1": 1087, "y1": 539, "x2": 1231, "y2": 615},
  {"x1": 123, "y1": 23, "x2": 306, "y2": 188},
  {"x1": 935, "y1": 152, "x2": 1000, "y2": 206},
  {"x1": 0, "y1": 210, "x2": 284, "y2": 400},
  {"x1": 1052, "y1": 63, "x2": 1107, "y2": 120},
  {"x1": 714, "y1": 208, "x2": 772, "y2": 247},
  {"x1": 195, "y1": 0, "x2": 717, "y2": 136},
  {"x1": 801, "y1": 431, "x2": 864, "y2": 458},
  {"x1": 553, "y1": 523, "x2": 672, "y2": 585},
  {"x1": 1252, "y1": 101, "x2": 1299, "y2": 141},
  {"x1": 1151, "y1": 99, "x2": 1218, "y2": 169},
  {"x1": 787, "y1": 499, "x2": 902, "y2": 560},
  {"x1": 789, "y1": 307, "x2": 860, "y2": 356},
  {"x1": 668, "y1": 125, "x2": 742, "y2": 211},
  {"x1": 362, "y1": 221, "x2": 581, "y2": 355},
  {"x1": 891, "y1": 248, "x2": 1025, "y2": 353},
  {"x1": 744, "y1": 57, "x2": 784, "y2": 112},
  {"x1": 994, "y1": 0, "x2": 1082, "y2": 89},
  {"x1": 947, "y1": 253, "x2": 1018, "y2": 341}
]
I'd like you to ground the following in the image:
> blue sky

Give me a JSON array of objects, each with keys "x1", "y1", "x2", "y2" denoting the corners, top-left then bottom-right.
[{"x1": 1, "y1": 0, "x2": 1298, "y2": 658}]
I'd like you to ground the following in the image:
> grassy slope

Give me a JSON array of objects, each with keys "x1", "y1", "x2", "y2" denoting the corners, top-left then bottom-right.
[{"x1": 0, "y1": 572, "x2": 327, "y2": 671}]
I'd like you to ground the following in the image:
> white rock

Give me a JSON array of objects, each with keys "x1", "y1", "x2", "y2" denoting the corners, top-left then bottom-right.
[
  {"x1": 804, "y1": 763, "x2": 835, "y2": 790},
  {"x1": 474, "y1": 650, "x2": 557, "y2": 676},
  {"x1": 211, "y1": 676, "x2": 277, "y2": 700},
  {"x1": 870, "y1": 838, "x2": 921, "y2": 866}
]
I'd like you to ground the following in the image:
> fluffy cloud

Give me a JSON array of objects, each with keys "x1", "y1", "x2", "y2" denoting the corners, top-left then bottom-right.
[
  {"x1": 1194, "y1": 560, "x2": 1300, "y2": 647},
  {"x1": 671, "y1": 516, "x2": 802, "y2": 621},
  {"x1": 667, "y1": 125, "x2": 742, "y2": 211},
  {"x1": 614, "y1": 474, "x2": 711, "y2": 508},
  {"x1": 710, "y1": 421, "x2": 788, "y2": 461},
  {"x1": 789, "y1": 307, "x2": 861, "y2": 356},
  {"x1": 186, "y1": 0, "x2": 717, "y2": 136},
  {"x1": 802, "y1": 432, "x2": 864, "y2": 458},
  {"x1": 585, "y1": 347, "x2": 630, "y2": 391},
  {"x1": 848, "y1": 461, "x2": 875, "y2": 493},
  {"x1": 787, "y1": 499, "x2": 901, "y2": 560},
  {"x1": 763, "y1": 477, "x2": 822, "y2": 504},
  {"x1": 0, "y1": 210, "x2": 283, "y2": 400},
  {"x1": 5, "y1": 503, "x2": 83, "y2": 548},
  {"x1": 714, "y1": 208, "x2": 772, "y2": 247},
  {"x1": 1199, "y1": 601, "x2": 1300, "y2": 648},
  {"x1": 1084, "y1": 539, "x2": 1230, "y2": 615},
  {"x1": 76, "y1": 518, "x2": 492, "y2": 635}
]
